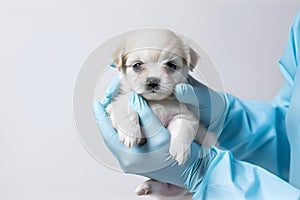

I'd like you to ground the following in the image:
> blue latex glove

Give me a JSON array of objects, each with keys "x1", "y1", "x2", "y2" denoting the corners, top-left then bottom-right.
[
  {"x1": 281, "y1": 10, "x2": 300, "y2": 188},
  {"x1": 93, "y1": 79, "x2": 216, "y2": 192}
]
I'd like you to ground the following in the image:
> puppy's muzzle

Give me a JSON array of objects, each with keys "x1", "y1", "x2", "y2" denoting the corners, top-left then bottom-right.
[{"x1": 146, "y1": 77, "x2": 160, "y2": 91}]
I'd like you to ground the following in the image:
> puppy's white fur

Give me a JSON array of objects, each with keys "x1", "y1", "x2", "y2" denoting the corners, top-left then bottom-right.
[{"x1": 107, "y1": 29, "x2": 205, "y2": 199}]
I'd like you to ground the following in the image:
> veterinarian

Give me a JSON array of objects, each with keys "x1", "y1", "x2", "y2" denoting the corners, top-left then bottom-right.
[{"x1": 94, "y1": 10, "x2": 300, "y2": 199}]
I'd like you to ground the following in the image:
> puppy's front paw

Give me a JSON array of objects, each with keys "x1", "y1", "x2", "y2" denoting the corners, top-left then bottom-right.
[
  {"x1": 135, "y1": 181, "x2": 152, "y2": 195},
  {"x1": 169, "y1": 140, "x2": 191, "y2": 165},
  {"x1": 118, "y1": 125, "x2": 145, "y2": 148}
]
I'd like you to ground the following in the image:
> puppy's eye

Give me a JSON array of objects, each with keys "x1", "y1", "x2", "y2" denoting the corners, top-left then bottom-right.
[
  {"x1": 132, "y1": 62, "x2": 143, "y2": 72},
  {"x1": 166, "y1": 62, "x2": 177, "y2": 71}
]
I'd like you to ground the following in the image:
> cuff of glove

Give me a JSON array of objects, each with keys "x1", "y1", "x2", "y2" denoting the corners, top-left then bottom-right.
[{"x1": 191, "y1": 147, "x2": 230, "y2": 199}]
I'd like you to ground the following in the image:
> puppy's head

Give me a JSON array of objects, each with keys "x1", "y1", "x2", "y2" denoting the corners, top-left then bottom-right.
[{"x1": 113, "y1": 29, "x2": 199, "y2": 100}]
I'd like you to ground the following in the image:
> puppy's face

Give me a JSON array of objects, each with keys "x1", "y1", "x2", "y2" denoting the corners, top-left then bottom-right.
[{"x1": 113, "y1": 29, "x2": 199, "y2": 100}]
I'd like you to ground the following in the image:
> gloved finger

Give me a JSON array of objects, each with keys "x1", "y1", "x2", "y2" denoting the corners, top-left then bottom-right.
[
  {"x1": 174, "y1": 83, "x2": 199, "y2": 107},
  {"x1": 109, "y1": 59, "x2": 116, "y2": 68},
  {"x1": 101, "y1": 76, "x2": 120, "y2": 107},
  {"x1": 186, "y1": 75, "x2": 225, "y2": 113},
  {"x1": 93, "y1": 101, "x2": 120, "y2": 145},
  {"x1": 174, "y1": 77, "x2": 226, "y2": 128},
  {"x1": 129, "y1": 93, "x2": 170, "y2": 149},
  {"x1": 94, "y1": 100, "x2": 146, "y2": 163},
  {"x1": 187, "y1": 74, "x2": 206, "y2": 87}
]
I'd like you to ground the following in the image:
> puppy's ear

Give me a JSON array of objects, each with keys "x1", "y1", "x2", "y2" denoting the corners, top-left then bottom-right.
[
  {"x1": 112, "y1": 46, "x2": 126, "y2": 72},
  {"x1": 185, "y1": 47, "x2": 199, "y2": 71}
]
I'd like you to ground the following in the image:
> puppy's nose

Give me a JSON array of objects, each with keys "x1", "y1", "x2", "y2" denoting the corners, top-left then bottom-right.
[{"x1": 146, "y1": 77, "x2": 160, "y2": 90}]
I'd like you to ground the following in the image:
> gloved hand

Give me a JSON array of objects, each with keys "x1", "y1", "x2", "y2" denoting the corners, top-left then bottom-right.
[{"x1": 93, "y1": 77, "x2": 217, "y2": 197}]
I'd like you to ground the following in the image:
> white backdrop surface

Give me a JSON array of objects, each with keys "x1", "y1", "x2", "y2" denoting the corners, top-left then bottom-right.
[{"x1": 1, "y1": 1, "x2": 300, "y2": 199}]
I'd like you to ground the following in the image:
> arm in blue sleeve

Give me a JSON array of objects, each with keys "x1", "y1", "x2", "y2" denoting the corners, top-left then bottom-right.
[
  {"x1": 219, "y1": 10, "x2": 300, "y2": 183},
  {"x1": 277, "y1": 9, "x2": 300, "y2": 188}
]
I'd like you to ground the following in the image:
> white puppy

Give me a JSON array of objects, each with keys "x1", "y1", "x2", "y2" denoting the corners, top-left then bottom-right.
[{"x1": 106, "y1": 29, "x2": 206, "y2": 198}]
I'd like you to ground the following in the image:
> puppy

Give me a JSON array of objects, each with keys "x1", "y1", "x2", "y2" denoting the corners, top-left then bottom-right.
[
  {"x1": 107, "y1": 28, "x2": 202, "y2": 163},
  {"x1": 106, "y1": 29, "x2": 206, "y2": 198}
]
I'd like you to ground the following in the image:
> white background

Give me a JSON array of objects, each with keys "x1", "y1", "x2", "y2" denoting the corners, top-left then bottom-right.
[{"x1": 1, "y1": 1, "x2": 300, "y2": 199}]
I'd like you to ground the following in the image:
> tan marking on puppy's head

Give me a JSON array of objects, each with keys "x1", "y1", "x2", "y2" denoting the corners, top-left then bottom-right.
[{"x1": 183, "y1": 46, "x2": 199, "y2": 72}]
